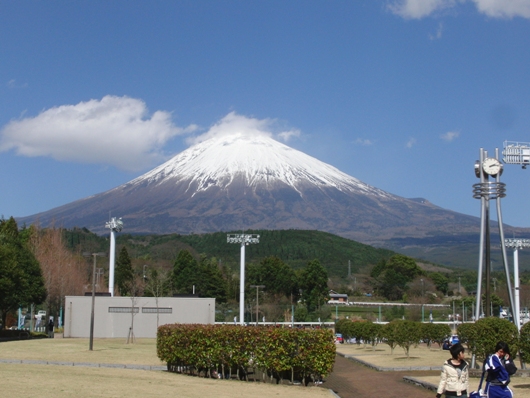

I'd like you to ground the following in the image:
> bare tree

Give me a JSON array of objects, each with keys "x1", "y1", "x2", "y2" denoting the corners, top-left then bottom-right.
[
  {"x1": 28, "y1": 225, "x2": 86, "y2": 326},
  {"x1": 144, "y1": 268, "x2": 170, "y2": 328},
  {"x1": 126, "y1": 275, "x2": 144, "y2": 344}
]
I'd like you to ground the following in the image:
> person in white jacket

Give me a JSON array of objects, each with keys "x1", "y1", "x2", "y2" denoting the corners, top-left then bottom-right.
[{"x1": 436, "y1": 343, "x2": 469, "y2": 398}]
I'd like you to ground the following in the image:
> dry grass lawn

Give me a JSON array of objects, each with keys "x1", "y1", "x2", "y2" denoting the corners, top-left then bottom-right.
[
  {"x1": 0, "y1": 338, "x2": 332, "y2": 398},
  {"x1": 337, "y1": 342, "x2": 450, "y2": 368}
]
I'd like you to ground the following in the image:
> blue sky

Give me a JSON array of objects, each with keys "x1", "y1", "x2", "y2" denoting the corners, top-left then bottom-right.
[{"x1": 1, "y1": 0, "x2": 530, "y2": 229}]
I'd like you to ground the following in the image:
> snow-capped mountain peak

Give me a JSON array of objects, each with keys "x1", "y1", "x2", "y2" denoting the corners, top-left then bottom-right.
[{"x1": 130, "y1": 131, "x2": 390, "y2": 198}]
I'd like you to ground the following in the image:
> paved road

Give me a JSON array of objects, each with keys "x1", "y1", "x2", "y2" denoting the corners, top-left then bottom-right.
[{"x1": 321, "y1": 354, "x2": 439, "y2": 398}]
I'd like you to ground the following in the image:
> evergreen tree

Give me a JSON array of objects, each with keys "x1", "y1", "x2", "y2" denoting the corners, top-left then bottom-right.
[
  {"x1": 115, "y1": 246, "x2": 134, "y2": 296},
  {"x1": 0, "y1": 217, "x2": 46, "y2": 328},
  {"x1": 299, "y1": 259, "x2": 328, "y2": 313},
  {"x1": 172, "y1": 250, "x2": 199, "y2": 294},
  {"x1": 247, "y1": 256, "x2": 298, "y2": 299},
  {"x1": 373, "y1": 254, "x2": 424, "y2": 300},
  {"x1": 196, "y1": 257, "x2": 228, "y2": 302},
  {"x1": 429, "y1": 272, "x2": 449, "y2": 295}
]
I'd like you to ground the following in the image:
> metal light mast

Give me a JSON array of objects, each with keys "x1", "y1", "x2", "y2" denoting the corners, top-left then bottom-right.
[
  {"x1": 472, "y1": 148, "x2": 514, "y2": 321},
  {"x1": 501, "y1": 141, "x2": 530, "y2": 329},
  {"x1": 105, "y1": 217, "x2": 123, "y2": 297},
  {"x1": 227, "y1": 233, "x2": 260, "y2": 325},
  {"x1": 502, "y1": 141, "x2": 530, "y2": 169},
  {"x1": 504, "y1": 238, "x2": 530, "y2": 331}
]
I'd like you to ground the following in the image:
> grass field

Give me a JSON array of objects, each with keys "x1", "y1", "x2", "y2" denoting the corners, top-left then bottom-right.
[
  {"x1": 4, "y1": 337, "x2": 530, "y2": 397},
  {"x1": 0, "y1": 338, "x2": 332, "y2": 398}
]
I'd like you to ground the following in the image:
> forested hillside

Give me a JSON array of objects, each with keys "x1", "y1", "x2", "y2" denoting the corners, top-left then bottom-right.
[{"x1": 63, "y1": 228, "x2": 402, "y2": 278}]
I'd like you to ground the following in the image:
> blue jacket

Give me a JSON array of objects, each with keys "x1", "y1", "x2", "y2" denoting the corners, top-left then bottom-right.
[{"x1": 485, "y1": 354, "x2": 515, "y2": 386}]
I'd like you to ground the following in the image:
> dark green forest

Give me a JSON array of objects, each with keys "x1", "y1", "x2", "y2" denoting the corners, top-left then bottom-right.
[
  {"x1": 6, "y1": 224, "x2": 511, "y2": 324},
  {"x1": 63, "y1": 228, "x2": 402, "y2": 278}
]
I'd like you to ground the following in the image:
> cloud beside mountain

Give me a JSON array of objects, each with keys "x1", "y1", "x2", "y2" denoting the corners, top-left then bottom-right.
[{"x1": 0, "y1": 95, "x2": 197, "y2": 172}]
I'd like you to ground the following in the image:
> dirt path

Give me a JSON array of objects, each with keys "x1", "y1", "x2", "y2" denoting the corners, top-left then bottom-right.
[{"x1": 321, "y1": 354, "x2": 439, "y2": 398}]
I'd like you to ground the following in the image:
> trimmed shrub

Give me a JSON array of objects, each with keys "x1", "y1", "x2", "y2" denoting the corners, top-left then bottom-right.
[
  {"x1": 421, "y1": 323, "x2": 451, "y2": 349},
  {"x1": 519, "y1": 322, "x2": 530, "y2": 363},
  {"x1": 458, "y1": 318, "x2": 518, "y2": 362},
  {"x1": 157, "y1": 324, "x2": 335, "y2": 385}
]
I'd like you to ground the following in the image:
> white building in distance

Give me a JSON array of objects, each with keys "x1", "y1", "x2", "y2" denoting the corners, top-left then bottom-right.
[{"x1": 64, "y1": 296, "x2": 215, "y2": 338}]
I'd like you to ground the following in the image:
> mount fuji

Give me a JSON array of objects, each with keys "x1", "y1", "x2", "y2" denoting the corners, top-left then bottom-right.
[{"x1": 17, "y1": 129, "x2": 523, "y2": 261}]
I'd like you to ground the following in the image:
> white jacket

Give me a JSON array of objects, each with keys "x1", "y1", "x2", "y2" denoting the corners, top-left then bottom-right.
[{"x1": 436, "y1": 359, "x2": 469, "y2": 397}]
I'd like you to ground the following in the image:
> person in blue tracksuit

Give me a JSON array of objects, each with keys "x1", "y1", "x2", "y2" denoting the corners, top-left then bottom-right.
[{"x1": 485, "y1": 341, "x2": 517, "y2": 398}]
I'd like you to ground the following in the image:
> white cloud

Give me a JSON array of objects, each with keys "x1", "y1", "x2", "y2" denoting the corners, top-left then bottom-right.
[
  {"x1": 0, "y1": 95, "x2": 196, "y2": 171},
  {"x1": 406, "y1": 137, "x2": 417, "y2": 148},
  {"x1": 277, "y1": 129, "x2": 301, "y2": 142},
  {"x1": 387, "y1": 0, "x2": 457, "y2": 19},
  {"x1": 471, "y1": 0, "x2": 530, "y2": 19},
  {"x1": 388, "y1": 0, "x2": 530, "y2": 19},
  {"x1": 429, "y1": 22, "x2": 444, "y2": 39},
  {"x1": 7, "y1": 79, "x2": 28, "y2": 89},
  {"x1": 187, "y1": 111, "x2": 300, "y2": 146},
  {"x1": 354, "y1": 138, "x2": 374, "y2": 146},
  {"x1": 441, "y1": 131, "x2": 460, "y2": 141}
]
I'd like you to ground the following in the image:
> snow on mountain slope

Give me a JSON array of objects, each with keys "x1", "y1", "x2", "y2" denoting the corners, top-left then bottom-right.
[
  {"x1": 21, "y1": 122, "x2": 518, "y2": 263},
  {"x1": 128, "y1": 131, "x2": 391, "y2": 198}
]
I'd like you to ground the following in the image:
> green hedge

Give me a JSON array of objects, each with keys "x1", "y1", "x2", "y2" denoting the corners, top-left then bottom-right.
[
  {"x1": 0, "y1": 329, "x2": 47, "y2": 340},
  {"x1": 157, "y1": 324, "x2": 336, "y2": 385}
]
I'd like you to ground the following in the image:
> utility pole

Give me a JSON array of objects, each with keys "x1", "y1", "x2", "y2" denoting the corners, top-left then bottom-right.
[
  {"x1": 250, "y1": 285, "x2": 265, "y2": 326},
  {"x1": 83, "y1": 252, "x2": 106, "y2": 351}
]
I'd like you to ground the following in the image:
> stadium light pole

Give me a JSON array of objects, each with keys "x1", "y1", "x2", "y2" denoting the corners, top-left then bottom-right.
[
  {"x1": 504, "y1": 238, "x2": 530, "y2": 331},
  {"x1": 502, "y1": 141, "x2": 530, "y2": 169},
  {"x1": 250, "y1": 285, "x2": 265, "y2": 326},
  {"x1": 83, "y1": 252, "x2": 106, "y2": 351},
  {"x1": 227, "y1": 233, "x2": 260, "y2": 325},
  {"x1": 105, "y1": 217, "x2": 123, "y2": 297}
]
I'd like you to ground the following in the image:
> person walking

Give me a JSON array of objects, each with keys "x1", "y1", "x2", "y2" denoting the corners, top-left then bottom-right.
[
  {"x1": 47, "y1": 317, "x2": 54, "y2": 338},
  {"x1": 485, "y1": 341, "x2": 517, "y2": 398},
  {"x1": 436, "y1": 343, "x2": 469, "y2": 398}
]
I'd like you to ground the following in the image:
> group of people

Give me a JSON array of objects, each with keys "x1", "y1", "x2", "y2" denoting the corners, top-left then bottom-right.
[{"x1": 436, "y1": 341, "x2": 517, "y2": 398}]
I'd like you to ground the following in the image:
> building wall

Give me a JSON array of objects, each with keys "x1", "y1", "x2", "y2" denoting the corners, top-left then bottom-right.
[{"x1": 64, "y1": 296, "x2": 215, "y2": 338}]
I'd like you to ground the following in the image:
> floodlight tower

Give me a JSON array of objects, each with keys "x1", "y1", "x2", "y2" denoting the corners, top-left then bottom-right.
[
  {"x1": 502, "y1": 141, "x2": 530, "y2": 169},
  {"x1": 472, "y1": 148, "x2": 514, "y2": 322},
  {"x1": 504, "y1": 238, "x2": 530, "y2": 331},
  {"x1": 227, "y1": 233, "x2": 260, "y2": 325},
  {"x1": 105, "y1": 217, "x2": 123, "y2": 297}
]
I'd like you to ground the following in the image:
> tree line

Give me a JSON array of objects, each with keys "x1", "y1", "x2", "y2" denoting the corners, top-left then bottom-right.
[
  {"x1": 2, "y1": 221, "x2": 496, "y2": 328},
  {"x1": 114, "y1": 246, "x2": 330, "y2": 322}
]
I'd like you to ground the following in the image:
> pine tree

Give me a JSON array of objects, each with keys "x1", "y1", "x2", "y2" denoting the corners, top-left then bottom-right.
[
  {"x1": 115, "y1": 247, "x2": 133, "y2": 296},
  {"x1": 197, "y1": 257, "x2": 228, "y2": 302},
  {"x1": 299, "y1": 259, "x2": 328, "y2": 313},
  {"x1": 172, "y1": 250, "x2": 199, "y2": 294},
  {"x1": 0, "y1": 217, "x2": 46, "y2": 328}
]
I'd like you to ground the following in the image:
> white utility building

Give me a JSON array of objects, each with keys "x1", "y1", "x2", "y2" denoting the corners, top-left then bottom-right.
[{"x1": 63, "y1": 296, "x2": 215, "y2": 338}]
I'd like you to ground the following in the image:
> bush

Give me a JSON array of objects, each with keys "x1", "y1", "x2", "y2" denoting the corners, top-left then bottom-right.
[
  {"x1": 519, "y1": 322, "x2": 530, "y2": 363},
  {"x1": 458, "y1": 318, "x2": 518, "y2": 362},
  {"x1": 421, "y1": 323, "x2": 451, "y2": 349},
  {"x1": 0, "y1": 329, "x2": 41, "y2": 340},
  {"x1": 157, "y1": 324, "x2": 336, "y2": 385},
  {"x1": 393, "y1": 320, "x2": 421, "y2": 357},
  {"x1": 381, "y1": 321, "x2": 400, "y2": 354}
]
